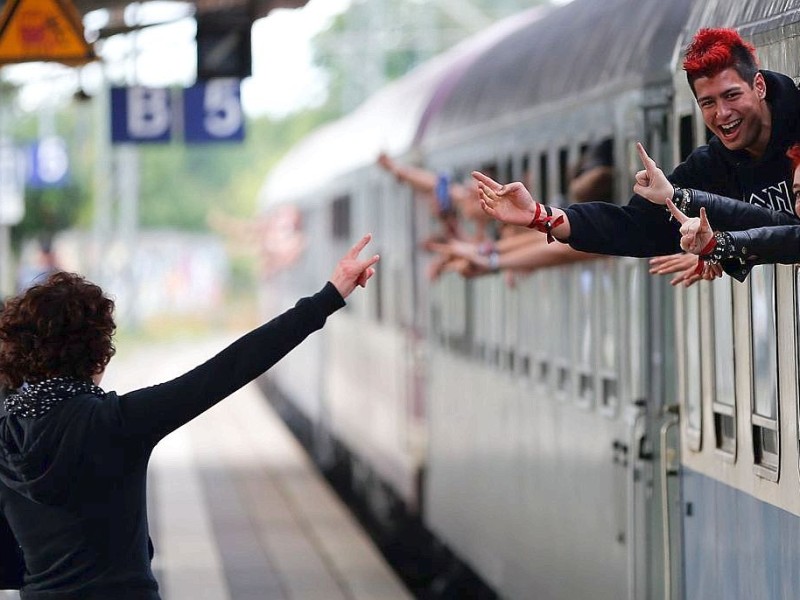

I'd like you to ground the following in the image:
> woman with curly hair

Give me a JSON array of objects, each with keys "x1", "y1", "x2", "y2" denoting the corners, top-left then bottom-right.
[{"x1": 0, "y1": 234, "x2": 379, "y2": 600}]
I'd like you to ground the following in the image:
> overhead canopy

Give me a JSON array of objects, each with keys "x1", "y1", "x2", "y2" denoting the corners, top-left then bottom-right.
[{"x1": 73, "y1": 0, "x2": 308, "y2": 21}]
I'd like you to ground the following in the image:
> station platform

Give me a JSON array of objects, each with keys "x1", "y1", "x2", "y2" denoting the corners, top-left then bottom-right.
[{"x1": 3, "y1": 332, "x2": 412, "y2": 600}]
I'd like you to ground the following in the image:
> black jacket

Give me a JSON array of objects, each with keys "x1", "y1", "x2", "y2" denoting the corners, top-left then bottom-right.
[
  {"x1": 0, "y1": 283, "x2": 344, "y2": 599},
  {"x1": 563, "y1": 70, "x2": 800, "y2": 258},
  {"x1": 683, "y1": 189, "x2": 800, "y2": 278}
]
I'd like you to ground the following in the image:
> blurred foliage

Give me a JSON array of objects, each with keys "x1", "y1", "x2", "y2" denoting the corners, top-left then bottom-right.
[
  {"x1": 9, "y1": 96, "x2": 336, "y2": 243},
  {"x1": 313, "y1": 0, "x2": 547, "y2": 114},
  {"x1": 8, "y1": 0, "x2": 545, "y2": 245}
]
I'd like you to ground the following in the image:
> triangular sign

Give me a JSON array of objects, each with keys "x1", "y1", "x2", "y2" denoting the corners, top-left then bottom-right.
[{"x1": 0, "y1": 0, "x2": 95, "y2": 66}]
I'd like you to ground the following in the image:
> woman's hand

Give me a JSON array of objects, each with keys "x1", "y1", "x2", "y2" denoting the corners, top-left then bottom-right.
[
  {"x1": 633, "y1": 142, "x2": 674, "y2": 205},
  {"x1": 330, "y1": 233, "x2": 380, "y2": 299},
  {"x1": 665, "y1": 198, "x2": 714, "y2": 255}
]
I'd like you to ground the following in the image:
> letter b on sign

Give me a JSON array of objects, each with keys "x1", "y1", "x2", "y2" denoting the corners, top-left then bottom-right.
[{"x1": 111, "y1": 87, "x2": 172, "y2": 143}]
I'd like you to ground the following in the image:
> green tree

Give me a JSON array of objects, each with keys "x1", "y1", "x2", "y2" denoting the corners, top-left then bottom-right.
[{"x1": 312, "y1": 0, "x2": 549, "y2": 115}]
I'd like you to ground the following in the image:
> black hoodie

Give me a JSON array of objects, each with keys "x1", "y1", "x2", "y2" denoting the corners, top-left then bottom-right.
[
  {"x1": 563, "y1": 70, "x2": 800, "y2": 258},
  {"x1": 0, "y1": 283, "x2": 344, "y2": 599}
]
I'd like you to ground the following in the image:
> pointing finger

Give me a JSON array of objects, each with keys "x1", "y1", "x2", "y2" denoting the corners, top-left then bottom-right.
[
  {"x1": 665, "y1": 197, "x2": 688, "y2": 224},
  {"x1": 636, "y1": 142, "x2": 657, "y2": 173},
  {"x1": 347, "y1": 233, "x2": 372, "y2": 259},
  {"x1": 699, "y1": 206, "x2": 711, "y2": 231},
  {"x1": 471, "y1": 171, "x2": 503, "y2": 192}
]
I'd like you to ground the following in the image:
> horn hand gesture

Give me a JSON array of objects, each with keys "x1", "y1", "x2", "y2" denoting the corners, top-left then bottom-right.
[{"x1": 665, "y1": 198, "x2": 715, "y2": 255}]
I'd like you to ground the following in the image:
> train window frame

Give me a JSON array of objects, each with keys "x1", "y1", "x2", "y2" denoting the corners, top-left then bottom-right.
[
  {"x1": 795, "y1": 265, "x2": 800, "y2": 484},
  {"x1": 573, "y1": 263, "x2": 596, "y2": 411},
  {"x1": 749, "y1": 265, "x2": 780, "y2": 481},
  {"x1": 677, "y1": 113, "x2": 695, "y2": 162},
  {"x1": 538, "y1": 151, "x2": 550, "y2": 204},
  {"x1": 553, "y1": 268, "x2": 573, "y2": 402},
  {"x1": 528, "y1": 270, "x2": 552, "y2": 392},
  {"x1": 597, "y1": 259, "x2": 621, "y2": 418},
  {"x1": 679, "y1": 284, "x2": 702, "y2": 452},
  {"x1": 330, "y1": 194, "x2": 351, "y2": 240},
  {"x1": 710, "y1": 277, "x2": 737, "y2": 461},
  {"x1": 558, "y1": 146, "x2": 570, "y2": 200}
]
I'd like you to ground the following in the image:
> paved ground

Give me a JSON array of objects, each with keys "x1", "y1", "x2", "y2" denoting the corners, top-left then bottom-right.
[{"x1": 2, "y1": 331, "x2": 411, "y2": 600}]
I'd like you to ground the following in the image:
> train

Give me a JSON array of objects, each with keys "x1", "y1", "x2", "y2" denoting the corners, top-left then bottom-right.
[{"x1": 254, "y1": 0, "x2": 800, "y2": 598}]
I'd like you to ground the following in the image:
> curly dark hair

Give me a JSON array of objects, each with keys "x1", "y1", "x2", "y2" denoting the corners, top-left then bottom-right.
[{"x1": 0, "y1": 272, "x2": 116, "y2": 388}]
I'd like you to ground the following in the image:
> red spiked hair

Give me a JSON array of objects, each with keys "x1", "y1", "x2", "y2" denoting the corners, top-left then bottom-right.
[
  {"x1": 683, "y1": 28, "x2": 759, "y2": 91},
  {"x1": 787, "y1": 144, "x2": 800, "y2": 174}
]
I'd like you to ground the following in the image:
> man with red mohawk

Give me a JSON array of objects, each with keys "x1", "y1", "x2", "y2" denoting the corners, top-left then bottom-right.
[{"x1": 473, "y1": 28, "x2": 800, "y2": 285}]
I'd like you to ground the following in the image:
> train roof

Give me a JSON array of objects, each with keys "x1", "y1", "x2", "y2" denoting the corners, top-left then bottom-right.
[
  {"x1": 421, "y1": 0, "x2": 693, "y2": 148},
  {"x1": 680, "y1": 0, "x2": 800, "y2": 43},
  {"x1": 259, "y1": 6, "x2": 548, "y2": 208}
]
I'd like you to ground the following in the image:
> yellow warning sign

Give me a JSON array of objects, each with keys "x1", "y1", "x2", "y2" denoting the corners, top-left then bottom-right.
[{"x1": 0, "y1": 0, "x2": 95, "y2": 66}]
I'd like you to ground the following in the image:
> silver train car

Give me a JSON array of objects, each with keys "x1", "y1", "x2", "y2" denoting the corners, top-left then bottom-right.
[{"x1": 256, "y1": 0, "x2": 800, "y2": 598}]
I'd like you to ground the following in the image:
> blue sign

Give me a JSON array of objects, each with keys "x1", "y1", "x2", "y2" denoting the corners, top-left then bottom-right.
[
  {"x1": 183, "y1": 79, "x2": 244, "y2": 143},
  {"x1": 111, "y1": 86, "x2": 173, "y2": 144},
  {"x1": 27, "y1": 137, "x2": 70, "y2": 188}
]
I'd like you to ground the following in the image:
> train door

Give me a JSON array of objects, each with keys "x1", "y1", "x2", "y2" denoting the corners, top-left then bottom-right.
[{"x1": 625, "y1": 97, "x2": 686, "y2": 600}]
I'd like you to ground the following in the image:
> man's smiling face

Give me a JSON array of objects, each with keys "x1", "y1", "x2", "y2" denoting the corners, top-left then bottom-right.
[{"x1": 694, "y1": 67, "x2": 771, "y2": 158}]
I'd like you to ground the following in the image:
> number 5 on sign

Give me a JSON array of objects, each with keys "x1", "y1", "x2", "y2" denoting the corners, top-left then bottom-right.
[{"x1": 183, "y1": 79, "x2": 244, "y2": 144}]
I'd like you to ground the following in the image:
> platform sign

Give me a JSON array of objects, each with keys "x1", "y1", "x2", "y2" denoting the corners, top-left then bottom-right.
[
  {"x1": 27, "y1": 136, "x2": 69, "y2": 188},
  {"x1": 0, "y1": 0, "x2": 95, "y2": 66},
  {"x1": 183, "y1": 79, "x2": 244, "y2": 143},
  {"x1": 0, "y1": 137, "x2": 25, "y2": 225},
  {"x1": 111, "y1": 86, "x2": 173, "y2": 144}
]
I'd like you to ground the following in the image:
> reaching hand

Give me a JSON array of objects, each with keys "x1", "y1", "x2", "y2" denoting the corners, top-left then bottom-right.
[
  {"x1": 329, "y1": 233, "x2": 380, "y2": 299},
  {"x1": 633, "y1": 142, "x2": 674, "y2": 205},
  {"x1": 472, "y1": 171, "x2": 537, "y2": 227},
  {"x1": 665, "y1": 198, "x2": 715, "y2": 255}
]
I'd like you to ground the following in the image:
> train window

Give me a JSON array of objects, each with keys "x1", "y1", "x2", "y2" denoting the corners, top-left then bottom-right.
[
  {"x1": 711, "y1": 277, "x2": 736, "y2": 458},
  {"x1": 682, "y1": 284, "x2": 702, "y2": 451},
  {"x1": 502, "y1": 156, "x2": 513, "y2": 183},
  {"x1": 678, "y1": 115, "x2": 695, "y2": 162},
  {"x1": 575, "y1": 266, "x2": 595, "y2": 408},
  {"x1": 521, "y1": 154, "x2": 531, "y2": 190},
  {"x1": 750, "y1": 265, "x2": 779, "y2": 479},
  {"x1": 331, "y1": 195, "x2": 351, "y2": 240},
  {"x1": 538, "y1": 152, "x2": 549, "y2": 204},
  {"x1": 598, "y1": 262, "x2": 619, "y2": 414},
  {"x1": 558, "y1": 147, "x2": 569, "y2": 199}
]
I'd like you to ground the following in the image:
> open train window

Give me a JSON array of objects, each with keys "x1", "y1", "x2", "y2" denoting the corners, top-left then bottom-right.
[
  {"x1": 750, "y1": 265, "x2": 779, "y2": 480},
  {"x1": 710, "y1": 277, "x2": 736, "y2": 459},
  {"x1": 678, "y1": 114, "x2": 695, "y2": 162},
  {"x1": 558, "y1": 147, "x2": 569, "y2": 200},
  {"x1": 331, "y1": 195, "x2": 351, "y2": 240},
  {"x1": 681, "y1": 284, "x2": 702, "y2": 451},
  {"x1": 538, "y1": 152, "x2": 549, "y2": 204},
  {"x1": 521, "y1": 154, "x2": 531, "y2": 190}
]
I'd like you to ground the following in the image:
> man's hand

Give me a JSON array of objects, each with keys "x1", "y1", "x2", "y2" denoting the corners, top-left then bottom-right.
[
  {"x1": 472, "y1": 171, "x2": 537, "y2": 227},
  {"x1": 649, "y1": 252, "x2": 703, "y2": 286},
  {"x1": 633, "y1": 142, "x2": 674, "y2": 205},
  {"x1": 329, "y1": 233, "x2": 380, "y2": 298}
]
